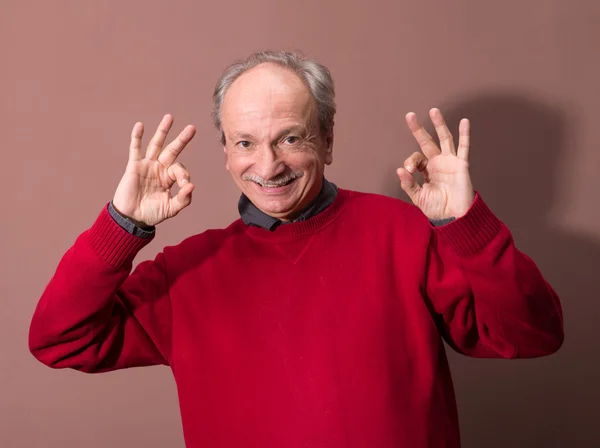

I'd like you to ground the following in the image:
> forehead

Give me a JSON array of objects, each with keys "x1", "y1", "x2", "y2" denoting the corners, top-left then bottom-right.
[{"x1": 221, "y1": 63, "x2": 316, "y2": 128}]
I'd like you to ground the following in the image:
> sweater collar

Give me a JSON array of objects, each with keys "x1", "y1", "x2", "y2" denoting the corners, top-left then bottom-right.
[{"x1": 238, "y1": 178, "x2": 338, "y2": 231}]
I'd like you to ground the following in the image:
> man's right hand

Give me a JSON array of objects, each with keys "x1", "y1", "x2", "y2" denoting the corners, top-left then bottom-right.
[{"x1": 112, "y1": 114, "x2": 197, "y2": 228}]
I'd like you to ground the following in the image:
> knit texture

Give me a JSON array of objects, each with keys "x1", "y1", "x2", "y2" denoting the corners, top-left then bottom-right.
[{"x1": 29, "y1": 189, "x2": 563, "y2": 447}]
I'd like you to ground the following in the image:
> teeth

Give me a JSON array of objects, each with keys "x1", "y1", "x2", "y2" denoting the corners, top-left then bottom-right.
[{"x1": 261, "y1": 178, "x2": 294, "y2": 188}]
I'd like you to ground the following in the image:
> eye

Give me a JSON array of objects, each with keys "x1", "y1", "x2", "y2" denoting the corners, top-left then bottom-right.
[
  {"x1": 283, "y1": 136, "x2": 300, "y2": 145},
  {"x1": 237, "y1": 141, "x2": 251, "y2": 149}
]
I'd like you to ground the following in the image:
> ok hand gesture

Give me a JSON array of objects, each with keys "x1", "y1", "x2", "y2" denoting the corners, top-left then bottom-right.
[
  {"x1": 112, "y1": 114, "x2": 196, "y2": 227},
  {"x1": 397, "y1": 108, "x2": 475, "y2": 220}
]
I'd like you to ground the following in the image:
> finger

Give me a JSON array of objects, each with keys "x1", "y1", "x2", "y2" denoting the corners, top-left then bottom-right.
[
  {"x1": 146, "y1": 114, "x2": 174, "y2": 160},
  {"x1": 158, "y1": 125, "x2": 197, "y2": 167},
  {"x1": 403, "y1": 151, "x2": 428, "y2": 174},
  {"x1": 167, "y1": 162, "x2": 190, "y2": 186},
  {"x1": 396, "y1": 167, "x2": 422, "y2": 205},
  {"x1": 405, "y1": 112, "x2": 441, "y2": 159},
  {"x1": 177, "y1": 182, "x2": 194, "y2": 205},
  {"x1": 429, "y1": 108, "x2": 456, "y2": 155},
  {"x1": 457, "y1": 118, "x2": 470, "y2": 161},
  {"x1": 170, "y1": 182, "x2": 194, "y2": 215},
  {"x1": 129, "y1": 122, "x2": 144, "y2": 162}
]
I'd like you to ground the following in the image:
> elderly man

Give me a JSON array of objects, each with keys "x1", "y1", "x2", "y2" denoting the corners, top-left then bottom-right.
[{"x1": 29, "y1": 51, "x2": 563, "y2": 447}]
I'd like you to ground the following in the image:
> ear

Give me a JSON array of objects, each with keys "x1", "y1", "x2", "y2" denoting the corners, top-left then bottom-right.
[
  {"x1": 223, "y1": 145, "x2": 230, "y2": 171},
  {"x1": 324, "y1": 128, "x2": 334, "y2": 165}
]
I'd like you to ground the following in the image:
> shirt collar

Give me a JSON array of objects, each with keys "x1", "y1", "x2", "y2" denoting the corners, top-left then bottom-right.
[{"x1": 238, "y1": 178, "x2": 338, "y2": 231}]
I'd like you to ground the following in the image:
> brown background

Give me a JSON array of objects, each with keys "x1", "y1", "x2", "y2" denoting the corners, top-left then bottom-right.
[{"x1": 1, "y1": 0, "x2": 598, "y2": 446}]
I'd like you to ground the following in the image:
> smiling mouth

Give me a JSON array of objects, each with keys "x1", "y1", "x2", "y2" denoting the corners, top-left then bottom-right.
[
  {"x1": 259, "y1": 177, "x2": 298, "y2": 188},
  {"x1": 246, "y1": 172, "x2": 303, "y2": 189}
]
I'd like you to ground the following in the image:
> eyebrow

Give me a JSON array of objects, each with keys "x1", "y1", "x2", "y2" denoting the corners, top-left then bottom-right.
[
  {"x1": 231, "y1": 125, "x2": 308, "y2": 143},
  {"x1": 231, "y1": 132, "x2": 255, "y2": 141}
]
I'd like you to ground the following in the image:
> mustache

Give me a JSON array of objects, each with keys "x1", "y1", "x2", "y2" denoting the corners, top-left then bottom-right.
[{"x1": 242, "y1": 172, "x2": 304, "y2": 187}]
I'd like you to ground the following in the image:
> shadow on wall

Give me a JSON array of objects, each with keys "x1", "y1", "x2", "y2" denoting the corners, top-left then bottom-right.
[{"x1": 388, "y1": 93, "x2": 598, "y2": 448}]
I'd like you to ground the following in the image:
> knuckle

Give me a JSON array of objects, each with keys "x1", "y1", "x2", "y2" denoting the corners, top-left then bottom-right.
[
  {"x1": 169, "y1": 162, "x2": 184, "y2": 171},
  {"x1": 438, "y1": 129, "x2": 453, "y2": 141},
  {"x1": 151, "y1": 137, "x2": 163, "y2": 147}
]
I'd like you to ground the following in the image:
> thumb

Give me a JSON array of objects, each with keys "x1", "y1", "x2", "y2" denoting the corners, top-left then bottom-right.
[{"x1": 396, "y1": 167, "x2": 421, "y2": 204}]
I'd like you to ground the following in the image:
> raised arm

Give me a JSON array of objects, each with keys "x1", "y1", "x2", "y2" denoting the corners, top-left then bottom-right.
[
  {"x1": 398, "y1": 109, "x2": 563, "y2": 358},
  {"x1": 29, "y1": 115, "x2": 196, "y2": 372}
]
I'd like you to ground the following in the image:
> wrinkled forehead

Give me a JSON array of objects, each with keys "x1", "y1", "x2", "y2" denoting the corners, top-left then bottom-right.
[{"x1": 221, "y1": 63, "x2": 317, "y2": 128}]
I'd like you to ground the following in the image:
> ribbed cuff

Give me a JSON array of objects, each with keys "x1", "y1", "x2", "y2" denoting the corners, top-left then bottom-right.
[
  {"x1": 87, "y1": 204, "x2": 154, "y2": 268},
  {"x1": 433, "y1": 193, "x2": 503, "y2": 257},
  {"x1": 108, "y1": 201, "x2": 155, "y2": 238}
]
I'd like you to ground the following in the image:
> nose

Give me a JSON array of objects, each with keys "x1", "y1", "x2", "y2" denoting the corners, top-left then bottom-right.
[{"x1": 253, "y1": 144, "x2": 285, "y2": 180}]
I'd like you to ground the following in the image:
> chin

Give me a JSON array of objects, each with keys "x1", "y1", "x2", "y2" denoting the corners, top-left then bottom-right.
[{"x1": 253, "y1": 197, "x2": 300, "y2": 219}]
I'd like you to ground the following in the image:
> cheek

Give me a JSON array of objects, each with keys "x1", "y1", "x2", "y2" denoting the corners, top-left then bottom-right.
[
  {"x1": 225, "y1": 153, "x2": 248, "y2": 175},
  {"x1": 286, "y1": 148, "x2": 322, "y2": 169}
]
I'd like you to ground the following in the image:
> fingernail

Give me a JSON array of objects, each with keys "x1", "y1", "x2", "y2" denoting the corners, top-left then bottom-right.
[{"x1": 406, "y1": 165, "x2": 414, "y2": 173}]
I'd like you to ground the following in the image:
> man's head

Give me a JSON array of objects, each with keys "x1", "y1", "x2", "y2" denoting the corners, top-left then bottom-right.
[{"x1": 212, "y1": 51, "x2": 336, "y2": 221}]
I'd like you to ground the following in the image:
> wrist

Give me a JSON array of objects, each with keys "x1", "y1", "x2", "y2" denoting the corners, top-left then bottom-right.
[
  {"x1": 452, "y1": 189, "x2": 476, "y2": 219},
  {"x1": 111, "y1": 202, "x2": 153, "y2": 230}
]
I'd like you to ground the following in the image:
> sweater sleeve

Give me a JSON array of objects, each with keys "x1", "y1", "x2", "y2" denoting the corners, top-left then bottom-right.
[
  {"x1": 423, "y1": 193, "x2": 564, "y2": 358},
  {"x1": 28, "y1": 205, "x2": 173, "y2": 373}
]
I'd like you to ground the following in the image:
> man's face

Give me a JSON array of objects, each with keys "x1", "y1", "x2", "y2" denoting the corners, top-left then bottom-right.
[{"x1": 221, "y1": 63, "x2": 333, "y2": 221}]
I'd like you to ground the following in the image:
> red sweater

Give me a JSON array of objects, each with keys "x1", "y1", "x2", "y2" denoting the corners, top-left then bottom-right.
[{"x1": 29, "y1": 189, "x2": 563, "y2": 447}]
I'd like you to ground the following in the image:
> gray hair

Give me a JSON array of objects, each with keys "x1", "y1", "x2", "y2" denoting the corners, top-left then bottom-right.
[{"x1": 212, "y1": 50, "x2": 336, "y2": 145}]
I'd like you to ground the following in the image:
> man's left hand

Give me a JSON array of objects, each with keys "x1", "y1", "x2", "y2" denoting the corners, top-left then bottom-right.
[{"x1": 397, "y1": 108, "x2": 475, "y2": 220}]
